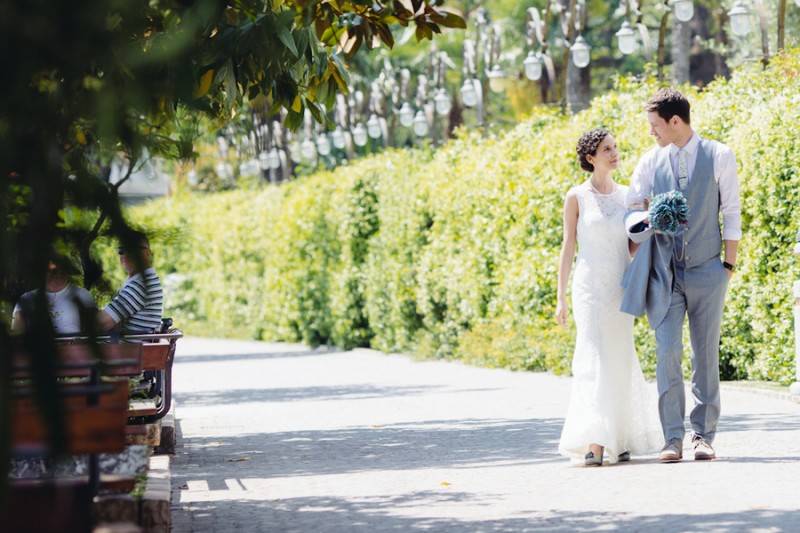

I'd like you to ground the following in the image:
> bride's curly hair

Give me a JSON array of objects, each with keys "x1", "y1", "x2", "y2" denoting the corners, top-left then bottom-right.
[{"x1": 576, "y1": 128, "x2": 610, "y2": 172}]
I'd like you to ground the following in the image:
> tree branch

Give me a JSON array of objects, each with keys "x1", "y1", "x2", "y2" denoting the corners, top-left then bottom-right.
[{"x1": 80, "y1": 153, "x2": 139, "y2": 287}]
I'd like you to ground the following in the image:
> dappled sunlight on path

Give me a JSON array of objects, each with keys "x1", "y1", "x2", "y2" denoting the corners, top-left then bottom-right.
[{"x1": 170, "y1": 337, "x2": 800, "y2": 532}]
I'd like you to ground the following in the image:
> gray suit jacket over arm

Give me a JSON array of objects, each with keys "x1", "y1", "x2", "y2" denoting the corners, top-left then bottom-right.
[{"x1": 620, "y1": 210, "x2": 674, "y2": 329}]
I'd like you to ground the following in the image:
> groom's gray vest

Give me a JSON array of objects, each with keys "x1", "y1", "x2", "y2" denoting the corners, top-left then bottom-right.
[{"x1": 621, "y1": 138, "x2": 720, "y2": 328}]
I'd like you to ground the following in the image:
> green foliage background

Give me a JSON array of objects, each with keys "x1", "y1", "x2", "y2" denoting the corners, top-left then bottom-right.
[{"x1": 112, "y1": 51, "x2": 800, "y2": 383}]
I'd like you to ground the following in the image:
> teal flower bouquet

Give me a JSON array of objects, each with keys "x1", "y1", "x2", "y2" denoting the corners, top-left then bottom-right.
[{"x1": 649, "y1": 191, "x2": 689, "y2": 235}]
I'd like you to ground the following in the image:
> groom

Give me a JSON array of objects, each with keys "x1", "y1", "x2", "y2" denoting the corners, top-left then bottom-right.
[{"x1": 622, "y1": 88, "x2": 741, "y2": 462}]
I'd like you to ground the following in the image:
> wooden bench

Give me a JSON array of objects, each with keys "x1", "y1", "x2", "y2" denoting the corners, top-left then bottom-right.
[
  {"x1": 5, "y1": 322, "x2": 181, "y2": 531},
  {"x1": 6, "y1": 383, "x2": 135, "y2": 532},
  {"x1": 39, "y1": 327, "x2": 183, "y2": 425},
  {"x1": 122, "y1": 329, "x2": 182, "y2": 425}
]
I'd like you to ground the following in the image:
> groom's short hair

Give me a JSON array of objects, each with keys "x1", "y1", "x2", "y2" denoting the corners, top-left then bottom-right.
[{"x1": 646, "y1": 88, "x2": 691, "y2": 125}]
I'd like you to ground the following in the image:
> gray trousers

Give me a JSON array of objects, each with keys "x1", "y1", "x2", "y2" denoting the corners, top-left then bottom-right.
[{"x1": 655, "y1": 256, "x2": 729, "y2": 444}]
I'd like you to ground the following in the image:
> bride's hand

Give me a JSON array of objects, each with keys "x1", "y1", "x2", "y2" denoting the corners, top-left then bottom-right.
[{"x1": 555, "y1": 299, "x2": 569, "y2": 327}]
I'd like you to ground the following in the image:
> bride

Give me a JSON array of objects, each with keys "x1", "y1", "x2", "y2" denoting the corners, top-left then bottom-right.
[{"x1": 555, "y1": 128, "x2": 662, "y2": 466}]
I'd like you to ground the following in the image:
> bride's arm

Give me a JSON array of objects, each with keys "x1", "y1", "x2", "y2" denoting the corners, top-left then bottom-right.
[{"x1": 556, "y1": 190, "x2": 579, "y2": 327}]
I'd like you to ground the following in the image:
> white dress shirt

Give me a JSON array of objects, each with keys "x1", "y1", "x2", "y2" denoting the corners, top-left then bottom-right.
[{"x1": 626, "y1": 132, "x2": 742, "y2": 241}]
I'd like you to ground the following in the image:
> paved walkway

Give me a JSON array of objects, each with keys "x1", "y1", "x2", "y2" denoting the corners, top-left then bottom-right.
[{"x1": 170, "y1": 337, "x2": 800, "y2": 532}]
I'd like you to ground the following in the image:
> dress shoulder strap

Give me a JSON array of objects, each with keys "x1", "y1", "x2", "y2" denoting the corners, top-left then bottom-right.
[{"x1": 571, "y1": 182, "x2": 590, "y2": 212}]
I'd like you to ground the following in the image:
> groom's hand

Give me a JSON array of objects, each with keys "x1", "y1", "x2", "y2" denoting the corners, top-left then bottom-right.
[{"x1": 629, "y1": 201, "x2": 650, "y2": 226}]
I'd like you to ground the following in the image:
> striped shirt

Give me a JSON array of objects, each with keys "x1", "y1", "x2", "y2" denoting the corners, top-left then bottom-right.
[{"x1": 104, "y1": 268, "x2": 163, "y2": 333}]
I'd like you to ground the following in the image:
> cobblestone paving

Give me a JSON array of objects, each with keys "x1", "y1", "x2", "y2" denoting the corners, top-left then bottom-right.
[{"x1": 170, "y1": 337, "x2": 800, "y2": 532}]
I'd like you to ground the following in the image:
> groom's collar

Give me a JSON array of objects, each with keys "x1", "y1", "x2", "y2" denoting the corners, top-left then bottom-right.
[{"x1": 668, "y1": 131, "x2": 700, "y2": 157}]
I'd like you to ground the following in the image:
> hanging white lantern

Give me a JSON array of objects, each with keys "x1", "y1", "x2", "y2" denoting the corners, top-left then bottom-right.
[
  {"x1": 367, "y1": 114, "x2": 382, "y2": 139},
  {"x1": 728, "y1": 1, "x2": 751, "y2": 37},
  {"x1": 523, "y1": 51, "x2": 543, "y2": 81},
  {"x1": 616, "y1": 21, "x2": 638, "y2": 55},
  {"x1": 258, "y1": 151, "x2": 270, "y2": 170},
  {"x1": 332, "y1": 127, "x2": 346, "y2": 149},
  {"x1": 216, "y1": 136, "x2": 229, "y2": 157},
  {"x1": 460, "y1": 79, "x2": 478, "y2": 107},
  {"x1": 316, "y1": 134, "x2": 331, "y2": 156},
  {"x1": 288, "y1": 141, "x2": 301, "y2": 162},
  {"x1": 246, "y1": 159, "x2": 260, "y2": 176},
  {"x1": 399, "y1": 102, "x2": 415, "y2": 127},
  {"x1": 215, "y1": 161, "x2": 228, "y2": 179},
  {"x1": 672, "y1": 0, "x2": 694, "y2": 22},
  {"x1": 487, "y1": 64, "x2": 507, "y2": 93},
  {"x1": 412, "y1": 110, "x2": 429, "y2": 137},
  {"x1": 301, "y1": 139, "x2": 316, "y2": 161},
  {"x1": 571, "y1": 35, "x2": 591, "y2": 68},
  {"x1": 353, "y1": 123, "x2": 368, "y2": 147},
  {"x1": 434, "y1": 88, "x2": 452, "y2": 116},
  {"x1": 268, "y1": 148, "x2": 281, "y2": 169}
]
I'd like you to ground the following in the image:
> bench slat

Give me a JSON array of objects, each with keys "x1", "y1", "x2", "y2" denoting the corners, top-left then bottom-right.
[
  {"x1": 12, "y1": 343, "x2": 143, "y2": 378},
  {"x1": 125, "y1": 424, "x2": 148, "y2": 436},
  {"x1": 12, "y1": 381, "x2": 129, "y2": 455},
  {"x1": 128, "y1": 400, "x2": 158, "y2": 417},
  {"x1": 11, "y1": 474, "x2": 137, "y2": 493},
  {"x1": 141, "y1": 342, "x2": 171, "y2": 370}
]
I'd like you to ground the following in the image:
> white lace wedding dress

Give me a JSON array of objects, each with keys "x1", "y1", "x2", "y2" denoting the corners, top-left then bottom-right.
[{"x1": 558, "y1": 182, "x2": 662, "y2": 464}]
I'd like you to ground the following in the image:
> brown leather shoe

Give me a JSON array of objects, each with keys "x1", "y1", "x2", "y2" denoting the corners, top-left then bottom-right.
[
  {"x1": 692, "y1": 434, "x2": 716, "y2": 460},
  {"x1": 659, "y1": 439, "x2": 683, "y2": 463}
]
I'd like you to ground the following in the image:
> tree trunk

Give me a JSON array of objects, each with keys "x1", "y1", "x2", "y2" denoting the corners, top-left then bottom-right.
[
  {"x1": 656, "y1": 9, "x2": 669, "y2": 82},
  {"x1": 539, "y1": 61, "x2": 551, "y2": 104},
  {"x1": 566, "y1": 61, "x2": 590, "y2": 114},
  {"x1": 671, "y1": 19, "x2": 691, "y2": 85},
  {"x1": 756, "y1": 0, "x2": 770, "y2": 68},
  {"x1": 561, "y1": 0, "x2": 590, "y2": 114},
  {"x1": 447, "y1": 96, "x2": 463, "y2": 138}
]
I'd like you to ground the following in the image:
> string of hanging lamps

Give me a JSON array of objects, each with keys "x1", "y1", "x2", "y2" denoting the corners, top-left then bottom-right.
[{"x1": 613, "y1": 0, "x2": 798, "y2": 59}]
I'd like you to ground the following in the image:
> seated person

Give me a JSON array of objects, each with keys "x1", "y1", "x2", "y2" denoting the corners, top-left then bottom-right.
[
  {"x1": 12, "y1": 255, "x2": 97, "y2": 336},
  {"x1": 98, "y1": 234, "x2": 163, "y2": 334}
]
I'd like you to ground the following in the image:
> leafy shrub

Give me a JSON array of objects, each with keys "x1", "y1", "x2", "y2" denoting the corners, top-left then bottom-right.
[{"x1": 116, "y1": 50, "x2": 800, "y2": 384}]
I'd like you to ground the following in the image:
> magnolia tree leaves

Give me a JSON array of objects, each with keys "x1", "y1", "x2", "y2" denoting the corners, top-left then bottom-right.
[{"x1": 183, "y1": 0, "x2": 466, "y2": 129}]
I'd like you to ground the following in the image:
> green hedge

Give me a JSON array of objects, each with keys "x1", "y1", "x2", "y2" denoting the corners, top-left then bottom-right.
[{"x1": 115, "y1": 51, "x2": 800, "y2": 383}]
